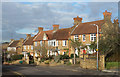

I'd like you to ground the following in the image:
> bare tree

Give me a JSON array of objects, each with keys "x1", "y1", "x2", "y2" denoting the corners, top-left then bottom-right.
[{"x1": 69, "y1": 39, "x2": 82, "y2": 64}]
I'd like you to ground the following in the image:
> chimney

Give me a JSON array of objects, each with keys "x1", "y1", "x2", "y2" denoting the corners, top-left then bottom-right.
[
  {"x1": 26, "y1": 34, "x2": 31, "y2": 38},
  {"x1": 11, "y1": 39, "x2": 14, "y2": 42},
  {"x1": 38, "y1": 27, "x2": 43, "y2": 32},
  {"x1": 20, "y1": 38, "x2": 24, "y2": 43},
  {"x1": 103, "y1": 10, "x2": 112, "y2": 22},
  {"x1": 114, "y1": 19, "x2": 119, "y2": 24},
  {"x1": 73, "y1": 16, "x2": 82, "y2": 25},
  {"x1": 53, "y1": 24, "x2": 59, "y2": 31}
]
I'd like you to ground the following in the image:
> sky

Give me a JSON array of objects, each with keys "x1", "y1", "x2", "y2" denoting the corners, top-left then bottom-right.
[{"x1": 1, "y1": 2, "x2": 119, "y2": 42}]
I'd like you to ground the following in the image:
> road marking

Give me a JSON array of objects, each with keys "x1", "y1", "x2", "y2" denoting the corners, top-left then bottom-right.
[{"x1": 7, "y1": 69, "x2": 25, "y2": 77}]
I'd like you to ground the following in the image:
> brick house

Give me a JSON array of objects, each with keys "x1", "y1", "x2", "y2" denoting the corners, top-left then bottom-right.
[
  {"x1": 70, "y1": 10, "x2": 114, "y2": 55},
  {"x1": 22, "y1": 34, "x2": 34, "y2": 56},
  {"x1": 33, "y1": 10, "x2": 116, "y2": 57},
  {"x1": 33, "y1": 24, "x2": 76, "y2": 57},
  {"x1": 7, "y1": 38, "x2": 24, "y2": 54}
]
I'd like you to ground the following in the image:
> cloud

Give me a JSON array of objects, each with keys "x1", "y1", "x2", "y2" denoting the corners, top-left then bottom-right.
[{"x1": 2, "y1": 2, "x2": 118, "y2": 42}]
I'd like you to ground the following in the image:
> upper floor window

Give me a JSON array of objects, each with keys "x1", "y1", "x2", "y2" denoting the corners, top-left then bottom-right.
[
  {"x1": 40, "y1": 41, "x2": 42, "y2": 46},
  {"x1": 63, "y1": 40, "x2": 67, "y2": 46},
  {"x1": 56, "y1": 41, "x2": 58, "y2": 46},
  {"x1": 74, "y1": 35, "x2": 79, "y2": 41},
  {"x1": 53, "y1": 41, "x2": 55, "y2": 46},
  {"x1": 24, "y1": 46, "x2": 26, "y2": 50},
  {"x1": 28, "y1": 46, "x2": 29, "y2": 49},
  {"x1": 82, "y1": 34, "x2": 86, "y2": 42},
  {"x1": 31, "y1": 46, "x2": 33, "y2": 50},
  {"x1": 35, "y1": 42, "x2": 37, "y2": 46},
  {"x1": 90, "y1": 34, "x2": 96, "y2": 41}
]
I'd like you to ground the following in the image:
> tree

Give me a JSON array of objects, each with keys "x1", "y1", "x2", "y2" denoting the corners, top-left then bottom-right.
[
  {"x1": 69, "y1": 39, "x2": 82, "y2": 64},
  {"x1": 99, "y1": 19, "x2": 120, "y2": 61},
  {"x1": 34, "y1": 43, "x2": 47, "y2": 58}
]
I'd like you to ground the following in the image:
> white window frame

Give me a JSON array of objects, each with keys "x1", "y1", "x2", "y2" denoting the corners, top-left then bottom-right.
[
  {"x1": 63, "y1": 40, "x2": 67, "y2": 46},
  {"x1": 31, "y1": 46, "x2": 33, "y2": 50},
  {"x1": 40, "y1": 41, "x2": 42, "y2": 46},
  {"x1": 28, "y1": 46, "x2": 29, "y2": 49},
  {"x1": 56, "y1": 40, "x2": 58, "y2": 46},
  {"x1": 90, "y1": 34, "x2": 96, "y2": 41},
  {"x1": 35, "y1": 42, "x2": 37, "y2": 46},
  {"x1": 24, "y1": 46, "x2": 26, "y2": 50},
  {"x1": 74, "y1": 35, "x2": 79, "y2": 41},
  {"x1": 82, "y1": 34, "x2": 86, "y2": 42}
]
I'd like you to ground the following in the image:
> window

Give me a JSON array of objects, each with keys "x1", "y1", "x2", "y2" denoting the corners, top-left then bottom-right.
[
  {"x1": 83, "y1": 34, "x2": 86, "y2": 41},
  {"x1": 28, "y1": 46, "x2": 29, "y2": 49},
  {"x1": 40, "y1": 41, "x2": 42, "y2": 46},
  {"x1": 56, "y1": 41, "x2": 58, "y2": 46},
  {"x1": 31, "y1": 46, "x2": 33, "y2": 50},
  {"x1": 35, "y1": 42, "x2": 37, "y2": 46},
  {"x1": 24, "y1": 46, "x2": 26, "y2": 50},
  {"x1": 53, "y1": 41, "x2": 55, "y2": 46},
  {"x1": 74, "y1": 35, "x2": 79, "y2": 40},
  {"x1": 90, "y1": 34, "x2": 96, "y2": 41},
  {"x1": 63, "y1": 40, "x2": 67, "y2": 46}
]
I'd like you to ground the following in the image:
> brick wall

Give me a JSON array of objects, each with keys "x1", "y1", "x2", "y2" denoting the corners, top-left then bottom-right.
[{"x1": 80, "y1": 55, "x2": 105, "y2": 70}]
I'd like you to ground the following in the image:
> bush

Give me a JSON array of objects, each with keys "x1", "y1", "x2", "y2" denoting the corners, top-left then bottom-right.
[
  {"x1": 60, "y1": 55, "x2": 70, "y2": 60},
  {"x1": 70, "y1": 54, "x2": 78, "y2": 59},
  {"x1": 11, "y1": 54, "x2": 24, "y2": 61},
  {"x1": 66, "y1": 62, "x2": 71, "y2": 65},
  {"x1": 41, "y1": 58, "x2": 45, "y2": 62}
]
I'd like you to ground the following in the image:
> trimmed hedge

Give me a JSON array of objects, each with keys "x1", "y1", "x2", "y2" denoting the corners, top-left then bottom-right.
[{"x1": 11, "y1": 54, "x2": 24, "y2": 61}]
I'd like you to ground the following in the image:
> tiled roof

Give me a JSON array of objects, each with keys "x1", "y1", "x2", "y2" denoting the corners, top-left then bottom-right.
[
  {"x1": 33, "y1": 30, "x2": 53, "y2": 41},
  {"x1": 33, "y1": 27, "x2": 71, "y2": 41},
  {"x1": 8, "y1": 40, "x2": 20, "y2": 47},
  {"x1": 23, "y1": 37, "x2": 34, "y2": 45},
  {"x1": 71, "y1": 20, "x2": 105, "y2": 35},
  {"x1": 52, "y1": 28, "x2": 71, "y2": 40}
]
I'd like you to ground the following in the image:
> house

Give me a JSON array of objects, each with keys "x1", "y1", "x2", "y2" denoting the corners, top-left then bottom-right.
[
  {"x1": 7, "y1": 38, "x2": 24, "y2": 54},
  {"x1": 22, "y1": 34, "x2": 34, "y2": 57},
  {"x1": 33, "y1": 10, "x2": 116, "y2": 57},
  {"x1": 33, "y1": 24, "x2": 75, "y2": 57},
  {"x1": 70, "y1": 10, "x2": 113, "y2": 55}
]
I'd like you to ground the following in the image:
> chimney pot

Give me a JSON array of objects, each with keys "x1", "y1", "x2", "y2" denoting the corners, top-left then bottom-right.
[
  {"x1": 73, "y1": 16, "x2": 82, "y2": 25},
  {"x1": 20, "y1": 38, "x2": 24, "y2": 43},
  {"x1": 26, "y1": 34, "x2": 31, "y2": 38},
  {"x1": 103, "y1": 10, "x2": 111, "y2": 21},
  {"x1": 53, "y1": 24, "x2": 59, "y2": 31},
  {"x1": 38, "y1": 27, "x2": 43, "y2": 32},
  {"x1": 11, "y1": 39, "x2": 14, "y2": 42}
]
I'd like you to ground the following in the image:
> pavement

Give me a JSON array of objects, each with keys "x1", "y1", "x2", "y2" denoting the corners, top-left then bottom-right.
[{"x1": 2, "y1": 64, "x2": 120, "y2": 76}]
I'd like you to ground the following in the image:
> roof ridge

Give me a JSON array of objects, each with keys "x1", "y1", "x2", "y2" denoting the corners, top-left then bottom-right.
[{"x1": 82, "y1": 20, "x2": 104, "y2": 24}]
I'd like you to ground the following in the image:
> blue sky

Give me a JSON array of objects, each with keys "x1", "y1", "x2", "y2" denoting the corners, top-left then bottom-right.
[{"x1": 2, "y1": 2, "x2": 118, "y2": 42}]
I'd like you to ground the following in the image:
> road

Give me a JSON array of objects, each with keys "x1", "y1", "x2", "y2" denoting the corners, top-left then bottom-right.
[{"x1": 2, "y1": 64, "x2": 119, "y2": 77}]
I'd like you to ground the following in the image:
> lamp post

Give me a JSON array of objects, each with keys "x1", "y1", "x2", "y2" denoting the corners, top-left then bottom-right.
[{"x1": 92, "y1": 24, "x2": 99, "y2": 70}]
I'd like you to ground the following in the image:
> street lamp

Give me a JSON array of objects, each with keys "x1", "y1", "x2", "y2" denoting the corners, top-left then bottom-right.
[{"x1": 92, "y1": 24, "x2": 99, "y2": 70}]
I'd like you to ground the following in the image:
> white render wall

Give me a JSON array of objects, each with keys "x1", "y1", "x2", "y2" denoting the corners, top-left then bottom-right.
[{"x1": 7, "y1": 47, "x2": 16, "y2": 52}]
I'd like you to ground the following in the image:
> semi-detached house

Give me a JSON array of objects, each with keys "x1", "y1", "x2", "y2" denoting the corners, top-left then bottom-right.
[{"x1": 33, "y1": 10, "x2": 116, "y2": 57}]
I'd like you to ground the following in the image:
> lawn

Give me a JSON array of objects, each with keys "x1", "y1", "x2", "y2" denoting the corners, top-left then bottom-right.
[{"x1": 106, "y1": 62, "x2": 120, "y2": 69}]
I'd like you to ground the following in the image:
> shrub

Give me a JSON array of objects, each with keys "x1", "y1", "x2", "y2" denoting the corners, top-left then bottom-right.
[
  {"x1": 70, "y1": 54, "x2": 78, "y2": 59},
  {"x1": 41, "y1": 58, "x2": 45, "y2": 62},
  {"x1": 11, "y1": 54, "x2": 24, "y2": 61},
  {"x1": 60, "y1": 55, "x2": 70, "y2": 60},
  {"x1": 66, "y1": 62, "x2": 71, "y2": 65}
]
